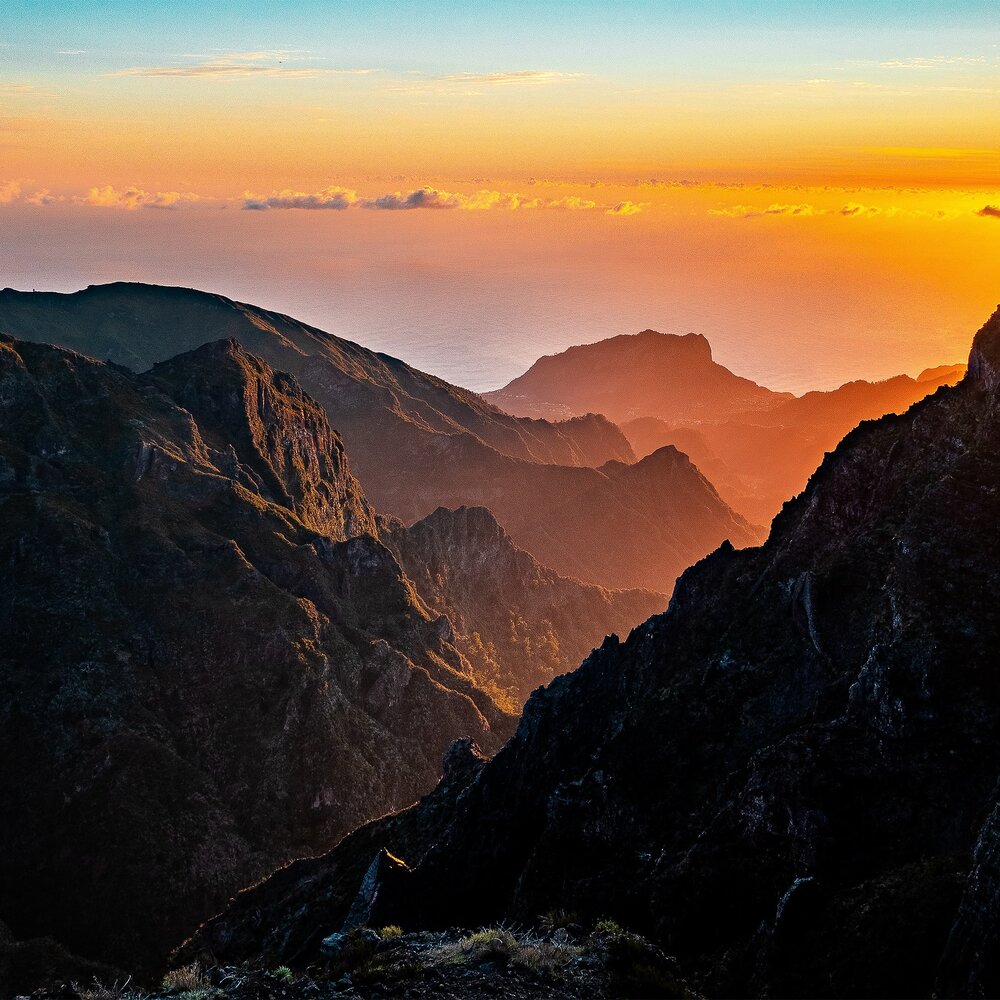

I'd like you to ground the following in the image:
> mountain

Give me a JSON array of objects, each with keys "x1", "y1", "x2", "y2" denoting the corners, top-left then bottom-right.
[
  {"x1": 483, "y1": 328, "x2": 790, "y2": 423},
  {"x1": 480, "y1": 322, "x2": 964, "y2": 527},
  {"x1": 623, "y1": 367, "x2": 966, "y2": 524},
  {"x1": 379, "y1": 505, "x2": 666, "y2": 701},
  {"x1": 0, "y1": 335, "x2": 516, "y2": 975},
  {"x1": 0, "y1": 284, "x2": 759, "y2": 593},
  {"x1": 192, "y1": 307, "x2": 1000, "y2": 998},
  {"x1": 0, "y1": 282, "x2": 631, "y2": 472}
]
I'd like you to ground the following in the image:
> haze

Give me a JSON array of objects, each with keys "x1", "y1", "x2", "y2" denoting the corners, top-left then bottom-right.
[{"x1": 2, "y1": 0, "x2": 999, "y2": 392}]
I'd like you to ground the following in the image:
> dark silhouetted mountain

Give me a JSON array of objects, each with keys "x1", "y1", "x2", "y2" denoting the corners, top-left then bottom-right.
[
  {"x1": 379, "y1": 505, "x2": 666, "y2": 702},
  {"x1": 193, "y1": 307, "x2": 1000, "y2": 998},
  {"x1": 624, "y1": 367, "x2": 965, "y2": 524},
  {"x1": 484, "y1": 328, "x2": 789, "y2": 423},
  {"x1": 0, "y1": 284, "x2": 758, "y2": 593},
  {"x1": 0, "y1": 335, "x2": 515, "y2": 976}
]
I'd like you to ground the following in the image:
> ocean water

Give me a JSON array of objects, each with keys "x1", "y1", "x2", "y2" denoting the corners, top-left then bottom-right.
[{"x1": 1, "y1": 204, "x2": 977, "y2": 396}]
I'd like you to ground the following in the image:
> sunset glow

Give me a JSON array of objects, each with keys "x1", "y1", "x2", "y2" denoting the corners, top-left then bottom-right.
[{"x1": 2, "y1": 0, "x2": 998, "y2": 391}]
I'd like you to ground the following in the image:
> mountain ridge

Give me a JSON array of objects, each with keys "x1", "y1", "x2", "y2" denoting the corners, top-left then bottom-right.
[
  {"x1": 190, "y1": 306, "x2": 1000, "y2": 998},
  {"x1": 0, "y1": 283, "x2": 759, "y2": 593},
  {"x1": 0, "y1": 333, "x2": 515, "y2": 974}
]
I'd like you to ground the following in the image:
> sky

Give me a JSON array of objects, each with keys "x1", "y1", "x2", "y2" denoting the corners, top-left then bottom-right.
[{"x1": 1, "y1": 0, "x2": 999, "y2": 392}]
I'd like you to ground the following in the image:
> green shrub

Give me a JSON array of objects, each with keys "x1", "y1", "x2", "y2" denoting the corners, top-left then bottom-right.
[{"x1": 594, "y1": 917, "x2": 625, "y2": 937}]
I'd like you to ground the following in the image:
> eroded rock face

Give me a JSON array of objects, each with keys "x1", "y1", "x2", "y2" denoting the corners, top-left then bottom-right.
[
  {"x1": 0, "y1": 336, "x2": 514, "y2": 975},
  {"x1": 379, "y1": 505, "x2": 666, "y2": 702},
  {"x1": 196, "y1": 307, "x2": 1000, "y2": 997}
]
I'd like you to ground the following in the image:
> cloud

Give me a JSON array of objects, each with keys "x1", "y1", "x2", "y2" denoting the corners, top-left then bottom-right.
[
  {"x1": 357, "y1": 187, "x2": 601, "y2": 211},
  {"x1": 838, "y1": 202, "x2": 880, "y2": 217},
  {"x1": 75, "y1": 185, "x2": 201, "y2": 210},
  {"x1": 390, "y1": 69, "x2": 582, "y2": 96},
  {"x1": 978, "y1": 205, "x2": 1000, "y2": 219},
  {"x1": 240, "y1": 183, "x2": 629, "y2": 215},
  {"x1": 243, "y1": 186, "x2": 357, "y2": 210},
  {"x1": 606, "y1": 200, "x2": 646, "y2": 216},
  {"x1": 544, "y1": 195, "x2": 598, "y2": 210},
  {"x1": 0, "y1": 84, "x2": 58, "y2": 97},
  {"x1": 26, "y1": 188, "x2": 63, "y2": 206},
  {"x1": 108, "y1": 51, "x2": 378, "y2": 79},
  {"x1": 57, "y1": 49, "x2": 85, "y2": 55},
  {"x1": 361, "y1": 186, "x2": 472, "y2": 210},
  {"x1": 0, "y1": 180, "x2": 21, "y2": 204},
  {"x1": 709, "y1": 202, "x2": 817, "y2": 219},
  {"x1": 879, "y1": 56, "x2": 986, "y2": 68},
  {"x1": 436, "y1": 70, "x2": 581, "y2": 86}
]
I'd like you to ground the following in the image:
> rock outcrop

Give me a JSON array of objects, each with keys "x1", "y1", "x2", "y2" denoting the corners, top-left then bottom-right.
[
  {"x1": 380, "y1": 506, "x2": 666, "y2": 701},
  {"x1": 193, "y1": 307, "x2": 1000, "y2": 998},
  {"x1": 482, "y1": 321, "x2": 964, "y2": 527},
  {"x1": 0, "y1": 336, "x2": 514, "y2": 976}
]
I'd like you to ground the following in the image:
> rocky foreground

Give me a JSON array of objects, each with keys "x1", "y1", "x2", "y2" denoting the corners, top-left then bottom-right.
[{"x1": 7, "y1": 922, "x2": 692, "y2": 1000}]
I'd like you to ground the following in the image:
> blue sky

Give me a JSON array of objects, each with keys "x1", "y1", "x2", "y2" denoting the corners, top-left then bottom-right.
[{"x1": 4, "y1": 0, "x2": 998, "y2": 82}]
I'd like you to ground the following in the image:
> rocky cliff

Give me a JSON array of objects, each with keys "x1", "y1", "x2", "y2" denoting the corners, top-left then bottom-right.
[
  {"x1": 380, "y1": 506, "x2": 666, "y2": 701},
  {"x1": 0, "y1": 336, "x2": 514, "y2": 976},
  {"x1": 193, "y1": 307, "x2": 1000, "y2": 998}
]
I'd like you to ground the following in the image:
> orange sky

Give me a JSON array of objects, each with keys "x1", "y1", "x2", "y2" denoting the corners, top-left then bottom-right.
[{"x1": 2, "y1": 1, "x2": 998, "y2": 392}]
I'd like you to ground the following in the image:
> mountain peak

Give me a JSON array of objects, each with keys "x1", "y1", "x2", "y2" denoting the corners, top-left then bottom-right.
[
  {"x1": 968, "y1": 303, "x2": 1000, "y2": 391},
  {"x1": 635, "y1": 329, "x2": 713, "y2": 360}
]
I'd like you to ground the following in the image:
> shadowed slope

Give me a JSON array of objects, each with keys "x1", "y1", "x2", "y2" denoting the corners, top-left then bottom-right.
[
  {"x1": 0, "y1": 336, "x2": 513, "y2": 975},
  {"x1": 193, "y1": 307, "x2": 1000, "y2": 998},
  {"x1": 380, "y1": 505, "x2": 667, "y2": 701}
]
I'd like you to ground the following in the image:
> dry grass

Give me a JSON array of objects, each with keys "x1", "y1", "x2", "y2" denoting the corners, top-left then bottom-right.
[
  {"x1": 161, "y1": 962, "x2": 210, "y2": 993},
  {"x1": 71, "y1": 977, "x2": 135, "y2": 1000},
  {"x1": 430, "y1": 926, "x2": 580, "y2": 977}
]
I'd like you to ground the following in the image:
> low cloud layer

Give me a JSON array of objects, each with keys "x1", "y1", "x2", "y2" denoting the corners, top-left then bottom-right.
[
  {"x1": 709, "y1": 200, "x2": 966, "y2": 221},
  {"x1": 709, "y1": 203, "x2": 818, "y2": 219},
  {"x1": 241, "y1": 184, "x2": 629, "y2": 214},
  {"x1": 244, "y1": 186, "x2": 357, "y2": 211},
  {"x1": 978, "y1": 205, "x2": 1000, "y2": 219},
  {"x1": 76, "y1": 186, "x2": 202, "y2": 210}
]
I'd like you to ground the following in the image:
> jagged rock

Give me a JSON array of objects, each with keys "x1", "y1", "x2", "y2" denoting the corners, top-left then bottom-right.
[
  {"x1": 342, "y1": 851, "x2": 413, "y2": 931},
  {"x1": 0, "y1": 336, "x2": 514, "y2": 977},
  {"x1": 197, "y1": 307, "x2": 1000, "y2": 997},
  {"x1": 379, "y1": 506, "x2": 666, "y2": 700}
]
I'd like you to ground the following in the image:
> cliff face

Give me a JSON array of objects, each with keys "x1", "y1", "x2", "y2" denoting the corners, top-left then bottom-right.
[
  {"x1": 380, "y1": 506, "x2": 666, "y2": 702},
  {"x1": 0, "y1": 284, "x2": 758, "y2": 594},
  {"x1": 0, "y1": 336, "x2": 514, "y2": 975},
  {"x1": 196, "y1": 307, "x2": 1000, "y2": 998}
]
